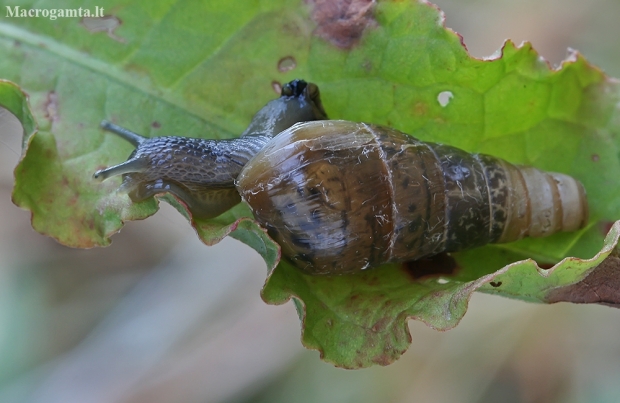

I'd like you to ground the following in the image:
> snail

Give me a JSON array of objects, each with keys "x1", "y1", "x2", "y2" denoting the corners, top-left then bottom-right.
[{"x1": 95, "y1": 80, "x2": 588, "y2": 275}]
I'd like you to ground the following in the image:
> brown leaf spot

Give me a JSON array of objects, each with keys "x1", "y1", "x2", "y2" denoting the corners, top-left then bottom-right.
[
  {"x1": 591, "y1": 154, "x2": 600, "y2": 162},
  {"x1": 307, "y1": 0, "x2": 377, "y2": 49},
  {"x1": 371, "y1": 353, "x2": 392, "y2": 366},
  {"x1": 412, "y1": 101, "x2": 428, "y2": 116},
  {"x1": 402, "y1": 253, "x2": 459, "y2": 280},
  {"x1": 371, "y1": 317, "x2": 389, "y2": 332},
  {"x1": 44, "y1": 91, "x2": 59, "y2": 124},
  {"x1": 365, "y1": 276, "x2": 380, "y2": 286},
  {"x1": 277, "y1": 56, "x2": 297, "y2": 72},
  {"x1": 545, "y1": 255, "x2": 620, "y2": 307},
  {"x1": 282, "y1": 21, "x2": 303, "y2": 37},
  {"x1": 599, "y1": 221, "x2": 615, "y2": 237},
  {"x1": 81, "y1": 15, "x2": 126, "y2": 43}
]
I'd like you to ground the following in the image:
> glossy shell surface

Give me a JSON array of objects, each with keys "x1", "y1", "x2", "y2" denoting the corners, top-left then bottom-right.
[{"x1": 237, "y1": 120, "x2": 588, "y2": 275}]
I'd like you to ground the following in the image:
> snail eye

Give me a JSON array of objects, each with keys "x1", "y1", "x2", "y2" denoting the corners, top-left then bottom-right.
[
  {"x1": 281, "y1": 83, "x2": 293, "y2": 97},
  {"x1": 281, "y1": 79, "x2": 308, "y2": 97}
]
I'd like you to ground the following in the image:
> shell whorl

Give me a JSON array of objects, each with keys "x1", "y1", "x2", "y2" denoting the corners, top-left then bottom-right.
[
  {"x1": 492, "y1": 164, "x2": 588, "y2": 242},
  {"x1": 237, "y1": 120, "x2": 588, "y2": 275}
]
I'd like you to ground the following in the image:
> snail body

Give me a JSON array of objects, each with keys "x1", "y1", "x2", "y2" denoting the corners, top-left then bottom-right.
[
  {"x1": 94, "y1": 80, "x2": 327, "y2": 219},
  {"x1": 95, "y1": 80, "x2": 588, "y2": 275}
]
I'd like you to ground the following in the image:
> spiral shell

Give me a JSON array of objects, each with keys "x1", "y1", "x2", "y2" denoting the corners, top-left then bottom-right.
[{"x1": 237, "y1": 120, "x2": 588, "y2": 275}]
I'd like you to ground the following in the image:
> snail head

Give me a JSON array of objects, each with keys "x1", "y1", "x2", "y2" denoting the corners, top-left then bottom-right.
[
  {"x1": 240, "y1": 79, "x2": 328, "y2": 137},
  {"x1": 92, "y1": 79, "x2": 328, "y2": 219}
]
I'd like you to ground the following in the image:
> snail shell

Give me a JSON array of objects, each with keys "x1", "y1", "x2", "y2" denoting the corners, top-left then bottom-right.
[
  {"x1": 95, "y1": 80, "x2": 588, "y2": 275},
  {"x1": 237, "y1": 120, "x2": 588, "y2": 274}
]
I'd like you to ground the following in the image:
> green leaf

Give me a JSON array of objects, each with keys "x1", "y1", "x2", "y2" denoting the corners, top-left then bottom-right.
[
  {"x1": 262, "y1": 222, "x2": 620, "y2": 368},
  {"x1": 2, "y1": 0, "x2": 620, "y2": 368}
]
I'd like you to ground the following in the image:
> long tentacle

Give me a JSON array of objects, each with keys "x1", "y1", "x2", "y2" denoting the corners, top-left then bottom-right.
[
  {"x1": 93, "y1": 158, "x2": 148, "y2": 181},
  {"x1": 100, "y1": 120, "x2": 147, "y2": 147}
]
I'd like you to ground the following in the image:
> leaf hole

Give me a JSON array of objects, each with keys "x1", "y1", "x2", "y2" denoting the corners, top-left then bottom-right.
[
  {"x1": 277, "y1": 56, "x2": 297, "y2": 72},
  {"x1": 81, "y1": 15, "x2": 125, "y2": 43}
]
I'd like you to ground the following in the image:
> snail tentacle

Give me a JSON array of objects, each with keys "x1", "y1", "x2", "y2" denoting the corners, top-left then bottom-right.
[
  {"x1": 93, "y1": 157, "x2": 148, "y2": 181},
  {"x1": 95, "y1": 79, "x2": 328, "y2": 219},
  {"x1": 100, "y1": 120, "x2": 147, "y2": 147}
]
